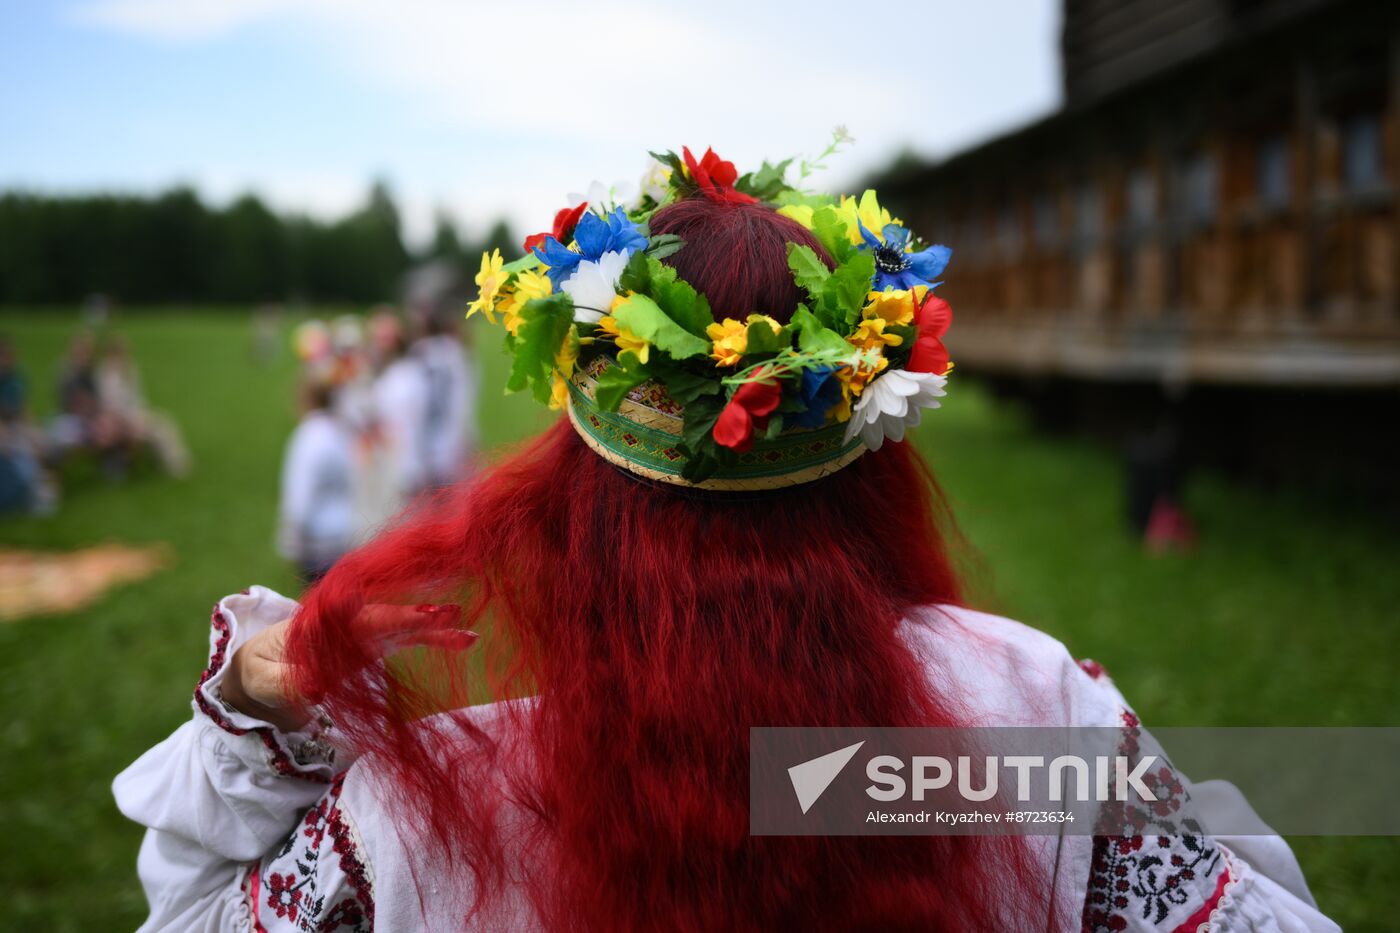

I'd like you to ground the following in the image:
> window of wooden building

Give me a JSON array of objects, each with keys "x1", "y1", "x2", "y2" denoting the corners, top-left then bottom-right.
[
  {"x1": 1342, "y1": 112, "x2": 1384, "y2": 193},
  {"x1": 1256, "y1": 136, "x2": 1291, "y2": 211},
  {"x1": 1126, "y1": 166, "x2": 1157, "y2": 231},
  {"x1": 1178, "y1": 150, "x2": 1219, "y2": 226}
]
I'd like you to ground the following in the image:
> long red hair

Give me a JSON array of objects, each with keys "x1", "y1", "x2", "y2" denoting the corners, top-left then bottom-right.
[{"x1": 287, "y1": 199, "x2": 1039, "y2": 930}]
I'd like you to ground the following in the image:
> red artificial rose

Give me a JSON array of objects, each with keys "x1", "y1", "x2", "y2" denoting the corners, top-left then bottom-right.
[
  {"x1": 712, "y1": 378, "x2": 782, "y2": 453},
  {"x1": 523, "y1": 200, "x2": 589, "y2": 253},
  {"x1": 682, "y1": 146, "x2": 758, "y2": 205},
  {"x1": 907, "y1": 292, "x2": 953, "y2": 375}
]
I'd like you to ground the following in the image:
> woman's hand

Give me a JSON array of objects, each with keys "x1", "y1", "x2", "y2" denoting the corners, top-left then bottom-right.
[{"x1": 221, "y1": 603, "x2": 475, "y2": 733}]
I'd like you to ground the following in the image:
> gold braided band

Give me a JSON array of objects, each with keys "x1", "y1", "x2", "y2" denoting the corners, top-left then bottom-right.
[{"x1": 564, "y1": 359, "x2": 867, "y2": 491}]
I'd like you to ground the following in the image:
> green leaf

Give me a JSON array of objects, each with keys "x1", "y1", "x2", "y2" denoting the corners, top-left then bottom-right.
[
  {"x1": 648, "y1": 150, "x2": 695, "y2": 198},
  {"x1": 645, "y1": 233, "x2": 685, "y2": 261},
  {"x1": 648, "y1": 149, "x2": 686, "y2": 178},
  {"x1": 736, "y1": 158, "x2": 793, "y2": 200},
  {"x1": 743, "y1": 319, "x2": 786, "y2": 356},
  {"x1": 612, "y1": 293, "x2": 710, "y2": 360},
  {"x1": 619, "y1": 254, "x2": 714, "y2": 339},
  {"x1": 886, "y1": 323, "x2": 917, "y2": 345},
  {"x1": 618, "y1": 249, "x2": 654, "y2": 295},
  {"x1": 594, "y1": 357, "x2": 652, "y2": 412},
  {"x1": 787, "y1": 243, "x2": 830, "y2": 297},
  {"x1": 505, "y1": 294, "x2": 574, "y2": 404},
  {"x1": 662, "y1": 367, "x2": 722, "y2": 405},
  {"x1": 790, "y1": 305, "x2": 853, "y2": 354},
  {"x1": 775, "y1": 190, "x2": 838, "y2": 210},
  {"x1": 503, "y1": 252, "x2": 541, "y2": 274},
  {"x1": 821, "y1": 252, "x2": 875, "y2": 327},
  {"x1": 678, "y1": 392, "x2": 727, "y2": 481},
  {"x1": 810, "y1": 206, "x2": 855, "y2": 262},
  {"x1": 653, "y1": 274, "x2": 714, "y2": 338},
  {"x1": 680, "y1": 452, "x2": 721, "y2": 483},
  {"x1": 680, "y1": 396, "x2": 723, "y2": 453}
]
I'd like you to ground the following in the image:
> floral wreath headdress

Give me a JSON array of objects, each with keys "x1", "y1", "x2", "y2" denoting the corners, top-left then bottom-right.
[{"x1": 467, "y1": 133, "x2": 954, "y2": 491}]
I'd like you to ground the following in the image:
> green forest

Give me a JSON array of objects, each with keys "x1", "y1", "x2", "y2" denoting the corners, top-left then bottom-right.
[{"x1": 0, "y1": 184, "x2": 516, "y2": 305}]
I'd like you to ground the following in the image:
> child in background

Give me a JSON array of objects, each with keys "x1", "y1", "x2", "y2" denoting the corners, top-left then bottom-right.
[{"x1": 276, "y1": 378, "x2": 355, "y2": 582}]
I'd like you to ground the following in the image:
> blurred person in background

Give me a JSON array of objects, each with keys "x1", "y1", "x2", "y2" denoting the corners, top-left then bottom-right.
[
  {"x1": 0, "y1": 336, "x2": 58, "y2": 514},
  {"x1": 52, "y1": 329, "x2": 99, "y2": 443},
  {"x1": 292, "y1": 318, "x2": 335, "y2": 381},
  {"x1": 327, "y1": 313, "x2": 400, "y2": 537},
  {"x1": 412, "y1": 310, "x2": 478, "y2": 487},
  {"x1": 0, "y1": 335, "x2": 25, "y2": 423},
  {"x1": 95, "y1": 335, "x2": 192, "y2": 478},
  {"x1": 276, "y1": 377, "x2": 355, "y2": 583},
  {"x1": 114, "y1": 156, "x2": 1335, "y2": 931},
  {"x1": 368, "y1": 308, "x2": 429, "y2": 512},
  {"x1": 329, "y1": 315, "x2": 377, "y2": 438},
  {"x1": 49, "y1": 330, "x2": 126, "y2": 478}
]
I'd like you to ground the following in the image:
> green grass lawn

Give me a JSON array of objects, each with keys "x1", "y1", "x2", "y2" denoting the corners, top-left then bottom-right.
[{"x1": 1, "y1": 308, "x2": 1396, "y2": 930}]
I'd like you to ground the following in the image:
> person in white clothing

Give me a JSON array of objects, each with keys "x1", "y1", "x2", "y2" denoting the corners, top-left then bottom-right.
[
  {"x1": 369, "y1": 312, "x2": 429, "y2": 509},
  {"x1": 275, "y1": 380, "x2": 355, "y2": 582},
  {"x1": 112, "y1": 588, "x2": 1340, "y2": 933},
  {"x1": 411, "y1": 313, "x2": 478, "y2": 488}
]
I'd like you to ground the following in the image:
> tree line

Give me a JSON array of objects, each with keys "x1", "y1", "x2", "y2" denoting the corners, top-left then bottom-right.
[{"x1": 0, "y1": 183, "x2": 514, "y2": 306}]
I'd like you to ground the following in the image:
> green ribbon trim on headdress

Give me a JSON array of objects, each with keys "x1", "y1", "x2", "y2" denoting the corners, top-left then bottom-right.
[{"x1": 565, "y1": 367, "x2": 866, "y2": 491}]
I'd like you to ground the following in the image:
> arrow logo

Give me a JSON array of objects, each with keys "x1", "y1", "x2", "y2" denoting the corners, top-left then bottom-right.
[{"x1": 787, "y1": 741, "x2": 865, "y2": 814}]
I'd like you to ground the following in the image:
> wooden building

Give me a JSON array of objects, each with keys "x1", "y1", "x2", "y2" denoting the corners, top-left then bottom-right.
[{"x1": 876, "y1": 0, "x2": 1400, "y2": 503}]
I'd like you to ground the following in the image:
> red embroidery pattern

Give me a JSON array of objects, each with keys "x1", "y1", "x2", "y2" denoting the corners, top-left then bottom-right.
[
  {"x1": 194, "y1": 604, "x2": 329, "y2": 783},
  {"x1": 255, "y1": 774, "x2": 373, "y2": 932},
  {"x1": 327, "y1": 781, "x2": 375, "y2": 929},
  {"x1": 1081, "y1": 711, "x2": 1224, "y2": 932},
  {"x1": 1078, "y1": 658, "x2": 1107, "y2": 680}
]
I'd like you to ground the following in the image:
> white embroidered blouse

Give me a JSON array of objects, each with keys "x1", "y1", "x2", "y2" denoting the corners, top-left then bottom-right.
[{"x1": 113, "y1": 587, "x2": 1339, "y2": 932}]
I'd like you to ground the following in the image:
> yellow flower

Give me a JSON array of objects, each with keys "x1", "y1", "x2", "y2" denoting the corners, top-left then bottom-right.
[
  {"x1": 555, "y1": 325, "x2": 579, "y2": 373},
  {"x1": 777, "y1": 204, "x2": 815, "y2": 229},
  {"x1": 549, "y1": 370, "x2": 570, "y2": 410},
  {"x1": 835, "y1": 190, "x2": 901, "y2": 246},
  {"x1": 850, "y1": 316, "x2": 904, "y2": 351},
  {"x1": 547, "y1": 326, "x2": 580, "y2": 411},
  {"x1": 836, "y1": 353, "x2": 889, "y2": 399},
  {"x1": 706, "y1": 314, "x2": 781, "y2": 367},
  {"x1": 466, "y1": 249, "x2": 507, "y2": 323},
  {"x1": 499, "y1": 268, "x2": 552, "y2": 336},
  {"x1": 862, "y1": 289, "x2": 917, "y2": 327},
  {"x1": 597, "y1": 314, "x2": 650, "y2": 365}
]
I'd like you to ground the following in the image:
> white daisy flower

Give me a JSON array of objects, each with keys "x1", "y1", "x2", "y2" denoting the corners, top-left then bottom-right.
[
  {"x1": 636, "y1": 158, "x2": 671, "y2": 205},
  {"x1": 561, "y1": 249, "x2": 631, "y2": 324},
  {"x1": 843, "y1": 369, "x2": 948, "y2": 450}
]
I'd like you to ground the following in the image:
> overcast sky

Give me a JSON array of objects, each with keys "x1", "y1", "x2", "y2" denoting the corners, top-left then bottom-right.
[{"x1": 2, "y1": 0, "x2": 1061, "y2": 247}]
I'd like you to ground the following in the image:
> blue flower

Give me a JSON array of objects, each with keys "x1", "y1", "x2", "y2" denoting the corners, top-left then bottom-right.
[
  {"x1": 533, "y1": 207, "x2": 648, "y2": 286},
  {"x1": 857, "y1": 220, "x2": 952, "y2": 292},
  {"x1": 787, "y1": 365, "x2": 843, "y2": 430}
]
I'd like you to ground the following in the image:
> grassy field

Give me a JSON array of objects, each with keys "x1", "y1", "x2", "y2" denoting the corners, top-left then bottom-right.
[{"x1": 1, "y1": 309, "x2": 1397, "y2": 930}]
